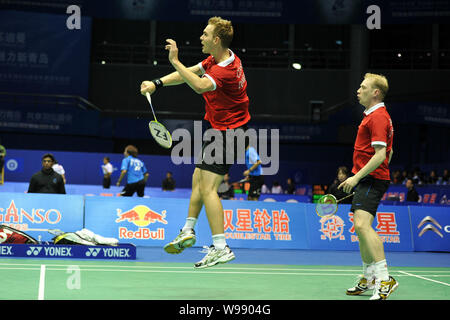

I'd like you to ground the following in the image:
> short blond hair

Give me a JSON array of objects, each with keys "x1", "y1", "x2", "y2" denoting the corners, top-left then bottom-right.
[
  {"x1": 208, "y1": 16, "x2": 233, "y2": 48},
  {"x1": 364, "y1": 73, "x2": 389, "y2": 100}
]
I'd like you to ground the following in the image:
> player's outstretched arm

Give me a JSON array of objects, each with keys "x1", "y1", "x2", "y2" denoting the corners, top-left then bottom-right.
[{"x1": 140, "y1": 64, "x2": 202, "y2": 95}]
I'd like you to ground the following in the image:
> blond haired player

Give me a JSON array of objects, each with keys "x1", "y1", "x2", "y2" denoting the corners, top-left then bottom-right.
[
  {"x1": 339, "y1": 73, "x2": 398, "y2": 300},
  {"x1": 140, "y1": 17, "x2": 250, "y2": 269}
]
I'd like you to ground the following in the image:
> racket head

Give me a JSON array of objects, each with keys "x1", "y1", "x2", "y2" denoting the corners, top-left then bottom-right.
[
  {"x1": 315, "y1": 194, "x2": 338, "y2": 218},
  {"x1": 149, "y1": 120, "x2": 172, "y2": 149}
]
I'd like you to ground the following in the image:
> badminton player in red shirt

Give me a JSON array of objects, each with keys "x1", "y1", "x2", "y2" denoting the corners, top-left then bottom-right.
[
  {"x1": 339, "y1": 73, "x2": 398, "y2": 300},
  {"x1": 141, "y1": 17, "x2": 249, "y2": 269}
]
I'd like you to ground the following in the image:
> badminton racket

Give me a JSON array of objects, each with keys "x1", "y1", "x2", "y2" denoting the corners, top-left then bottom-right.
[
  {"x1": 315, "y1": 192, "x2": 355, "y2": 218},
  {"x1": 145, "y1": 92, "x2": 172, "y2": 149}
]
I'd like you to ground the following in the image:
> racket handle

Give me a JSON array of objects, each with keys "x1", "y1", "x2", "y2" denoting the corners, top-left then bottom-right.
[{"x1": 337, "y1": 192, "x2": 355, "y2": 203}]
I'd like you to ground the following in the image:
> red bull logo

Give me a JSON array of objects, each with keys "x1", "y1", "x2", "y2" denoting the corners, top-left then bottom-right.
[
  {"x1": 115, "y1": 205, "x2": 167, "y2": 227},
  {"x1": 115, "y1": 205, "x2": 167, "y2": 241}
]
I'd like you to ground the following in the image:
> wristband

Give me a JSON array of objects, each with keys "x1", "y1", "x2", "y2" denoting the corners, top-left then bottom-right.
[{"x1": 151, "y1": 78, "x2": 163, "y2": 89}]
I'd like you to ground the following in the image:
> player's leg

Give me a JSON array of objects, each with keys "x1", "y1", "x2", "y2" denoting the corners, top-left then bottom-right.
[
  {"x1": 347, "y1": 177, "x2": 398, "y2": 299},
  {"x1": 136, "y1": 179, "x2": 146, "y2": 197},
  {"x1": 163, "y1": 168, "x2": 202, "y2": 254},
  {"x1": 198, "y1": 168, "x2": 225, "y2": 235},
  {"x1": 120, "y1": 183, "x2": 134, "y2": 197},
  {"x1": 194, "y1": 168, "x2": 235, "y2": 269}
]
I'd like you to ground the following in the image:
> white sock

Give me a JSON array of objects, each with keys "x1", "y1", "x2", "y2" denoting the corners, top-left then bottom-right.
[
  {"x1": 182, "y1": 217, "x2": 197, "y2": 232},
  {"x1": 212, "y1": 234, "x2": 227, "y2": 250},
  {"x1": 373, "y1": 259, "x2": 389, "y2": 281},
  {"x1": 363, "y1": 261, "x2": 374, "y2": 280}
]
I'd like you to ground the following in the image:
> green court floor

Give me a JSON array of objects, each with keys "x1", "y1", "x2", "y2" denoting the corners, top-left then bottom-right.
[{"x1": 0, "y1": 259, "x2": 449, "y2": 300}]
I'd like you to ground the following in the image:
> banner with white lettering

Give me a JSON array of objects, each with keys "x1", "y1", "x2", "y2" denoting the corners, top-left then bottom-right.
[
  {"x1": 0, "y1": 192, "x2": 84, "y2": 241},
  {"x1": 305, "y1": 204, "x2": 414, "y2": 251},
  {"x1": 0, "y1": 10, "x2": 91, "y2": 97},
  {"x1": 84, "y1": 196, "x2": 309, "y2": 249}
]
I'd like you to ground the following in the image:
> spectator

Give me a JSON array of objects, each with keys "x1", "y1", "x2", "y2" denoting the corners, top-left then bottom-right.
[
  {"x1": 28, "y1": 153, "x2": 66, "y2": 194},
  {"x1": 285, "y1": 178, "x2": 296, "y2": 194},
  {"x1": 426, "y1": 170, "x2": 438, "y2": 185},
  {"x1": 271, "y1": 181, "x2": 283, "y2": 194},
  {"x1": 261, "y1": 184, "x2": 269, "y2": 194},
  {"x1": 52, "y1": 159, "x2": 66, "y2": 184},
  {"x1": 102, "y1": 157, "x2": 113, "y2": 189},
  {"x1": 116, "y1": 145, "x2": 149, "y2": 197},
  {"x1": 162, "y1": 171, "x2": 176, "y2": 191},
  {"x1": 438, "y1": 169, "x2": 449, "y2": 185},
  {"x1": 217, "y1": 173, "x2": 234, "y2": 200},
  {"x1": 391, "y1": 170, "x2": 402, "y2": 184},
  {"x1": 411, "y1": 167, "x2": 422, "y2": 185},
  {"x1": 401, "y1": 170, "x2": 410, "y2": 185},
  {"x1": 328, "y1": 166, "x2": 352, "y2": 204},
  {"x1": 0, "y1": 139, "x2": 5, "y2": 182},
  {"x1": 405, "y1": 178, "x2": 419, "y2": 202}
]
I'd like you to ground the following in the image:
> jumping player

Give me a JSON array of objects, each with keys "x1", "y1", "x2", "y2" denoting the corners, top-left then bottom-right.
[{"x1": 140, "y1": 17, "x2": 250, "y2": 269}]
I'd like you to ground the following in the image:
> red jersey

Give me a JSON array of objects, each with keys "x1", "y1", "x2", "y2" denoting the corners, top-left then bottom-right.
[
  {"x1": 198, "y1": 50, "x2": 250, "y2": 130},
  {"x1": 352, "y1": 103, "x2": 394, "y2": 181}
]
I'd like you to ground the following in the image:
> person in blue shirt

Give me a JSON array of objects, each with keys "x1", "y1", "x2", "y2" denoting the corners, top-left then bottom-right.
[
  {"x1": 116, "y1": 145, "x2": 149, "y2": 197},
  {"x1": 244, "y1": 143, "x2": 264, "y2": 201}
]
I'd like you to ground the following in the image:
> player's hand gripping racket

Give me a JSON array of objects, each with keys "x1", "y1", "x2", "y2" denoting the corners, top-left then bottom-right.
[
  {"x1": 145, "y1": 92, "x2": 172, "y2": 149},
  {"x1": 315, "y1": 192, "x2": 355, "y2": 218}
]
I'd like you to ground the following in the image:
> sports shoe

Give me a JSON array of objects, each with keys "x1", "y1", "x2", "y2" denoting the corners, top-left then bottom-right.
[
  {"x1": 370, "y1": 276, "x2": 399, "y2": 300},
  {"x1": 163, "y1": 228, "x2": 196, "y2": 254},
  {"x1": 194, "y1": 245, "x2": 235, "y2": 269},
  {"x1": 346, "y1": 275, "x2": 375, "y2": 295}
]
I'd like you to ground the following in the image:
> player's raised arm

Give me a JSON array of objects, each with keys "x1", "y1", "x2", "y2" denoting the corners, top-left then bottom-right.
[{"x1": 165, "y1": 39, "x2": 214, "y2": 94}]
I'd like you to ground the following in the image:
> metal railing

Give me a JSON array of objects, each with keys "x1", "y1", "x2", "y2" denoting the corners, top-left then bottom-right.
[{"x1": 0, "y1": 92, "x2": 101, "y2": 111}]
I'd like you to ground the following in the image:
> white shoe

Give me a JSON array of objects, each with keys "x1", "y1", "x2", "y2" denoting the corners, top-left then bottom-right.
[
  {"x1": 194, "y1": 245, "x2": 235, "y2": 269},
  {"x1": 163, "y1": 229, "x2": 196, "y2": 254},
  {"x1": 346, "y1": 275, "x2": 375, "y2": 295},
  {"x1": 370, "y1": 276, "x2": 399, "y2": 300}
]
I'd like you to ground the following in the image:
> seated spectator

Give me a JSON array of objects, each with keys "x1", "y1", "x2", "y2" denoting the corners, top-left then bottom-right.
[
  {"x1": 284, "y1": 178, "x2": 296, "y2": 194},
  {"x1": 411, "y1": 167, "x2": 423, "y2": 185},
  {"x1": 406, "y1": 178, "x2": 419, "y2": 202},
  {"x1": 217, "y1": 173, "x2": 234, "y2": 200},
  {"x1": 271, "y1": 181, "x2": 283, "y2": 194},
  {"x1": 261, "y1": 184, "x2": 269, "y2": 194},
  {"x1": 328, "y1": 166, "x2": 352, "y2": 204},
  {"x1": 401, "y1": 170, "x2": 410, "y2": 185},
  {"x1": 28, "y1": 153, "x2": 66, "y2": 194},
  {"x1": 426, "y1": 170, "x2": 438, "y2": 185},
  {"x1": 391, "y1": 170, "x2": 402, "y2": 184},
  {"x1": 437, "y1": 169, "x2": 449, "y2": 185},
  {"x1": 162, "y1": 171, "x2": 176, "y2": 191}
]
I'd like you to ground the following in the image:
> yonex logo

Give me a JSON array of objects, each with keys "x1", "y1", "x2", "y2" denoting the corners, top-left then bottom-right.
[
  {"x1": 27, "y1": 247, "x2": 43, "y2": 256},
  {"x1": 418, "y1": 216, "x2": 443, "y2": 238},
  {"x1": 85, "y1": 248, "x2": 101, "y2": 257}
]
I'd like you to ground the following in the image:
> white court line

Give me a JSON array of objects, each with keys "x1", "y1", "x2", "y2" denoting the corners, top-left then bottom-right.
[
  {"x1": 399, "y1": 270, "x2": 450, "y2": 287},
  {"x1": 38, "y1": 265, "x2": 45, "y2": 300},
  {"x1": 0, "y1": 262, "x2": 449, "y2": 274}
]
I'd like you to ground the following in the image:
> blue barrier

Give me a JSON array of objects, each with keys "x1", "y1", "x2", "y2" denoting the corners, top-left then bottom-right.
[
  {"x1": 409, "y1": 206, "x2": 450, "y2": 252},
  {"x1": 0, "y1": 192, "x2": 84, "y2": 242},
  {"x1": 305, "y1": 204, "x2": 414, "y2": 252},
  {"x1": 84, "y1": 196, "x2": 309, "y2": 249},
  {"x1": 0, "y1": 192, "x2": 448, "y2": 252}
]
